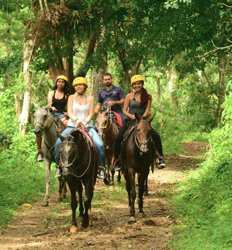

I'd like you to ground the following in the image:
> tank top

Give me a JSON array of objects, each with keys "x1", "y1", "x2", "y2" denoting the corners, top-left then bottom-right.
[
  {"x1": 68, "y1": 97, "x2": 90, "y2": 127},
  {"x1": 52, "y1": 91, "x2": 67, "y2": 113},
  {"x1": 128, "y1": 98, "x2": 146, "y2": 117}
]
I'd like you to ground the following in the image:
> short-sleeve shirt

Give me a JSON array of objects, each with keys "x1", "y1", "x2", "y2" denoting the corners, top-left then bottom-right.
[{"x1": 98, "y1": 85, "x2": 125, "y2": 112}]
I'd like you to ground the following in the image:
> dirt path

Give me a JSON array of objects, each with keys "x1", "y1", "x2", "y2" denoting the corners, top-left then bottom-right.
[{"x1": 0, "y1": 142, "x2": 207, "y2": 250}]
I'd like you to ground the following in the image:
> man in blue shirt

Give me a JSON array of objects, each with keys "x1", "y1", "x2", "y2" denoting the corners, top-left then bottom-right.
[{"x1": 95, "y1": 73, "x2": 125, "y2": 122}]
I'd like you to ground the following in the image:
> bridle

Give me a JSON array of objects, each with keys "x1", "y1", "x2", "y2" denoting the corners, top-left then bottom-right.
[{"x1": 133, "y1": 125, "x2": 152, "y2": 154}]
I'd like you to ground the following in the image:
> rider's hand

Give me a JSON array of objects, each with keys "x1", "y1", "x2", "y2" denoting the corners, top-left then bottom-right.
[
  {"x1": 107, "y1": 100, "x2": 115, "y2": 107},
  {"x1": 130, "y1": 114, "x2": 136, "y2": 120},
  {"x1": 51, "y1": 106, "x2": 58, "y2": 112},
  {"x1": 76, "y1": 121, "x2": 85, "y2": 129}
]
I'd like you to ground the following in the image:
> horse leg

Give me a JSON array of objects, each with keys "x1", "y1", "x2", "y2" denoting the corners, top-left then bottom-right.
[
  {"x1": 138, "y1": 173, "x2": 147, "y2": 216},
  {"x1": 43, "y1": 160, "x2": 51, "y2": 207},
  {"x1": 58, "y1": 176, "x2": 66, "y2": 202},
  {"x1": 144, "y1": 176, "x2": 149, "y2": 196},
  {"x1": 111, "y1": 168, "x2": 115, "y2": 185},
  {"x1": 123, "y1": 171, "x2": 131, "y2": 207},
  {"x1": 82, "y1": 180, "x2": 93, "y2": 228},
  {"x1": 68, "y1": 183, "x2": 78, "y2": 233},
  {"x1": 77, "y1": 182, "x2": 84, "y2": 218},
  {"x1": 128, "y1": 169, "x2": 136, "y2": 223},
  {"x1": 117, "y1": 170, "x2": 121, "y2": 183}
]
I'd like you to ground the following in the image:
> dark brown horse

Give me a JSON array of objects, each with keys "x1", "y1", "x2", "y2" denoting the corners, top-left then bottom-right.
[
  {"x1": 59, "y1": 129, "x2": 97, "y2": 232},
  {"x1": 96, "y1": 109, "x2": 121, "y2": 184},
  {"x1": 34, "y1": 107, "x2": 67, "y2": 206},
  {"x1": 121, "y1": 115, "x2": 156, "y2": 223}
]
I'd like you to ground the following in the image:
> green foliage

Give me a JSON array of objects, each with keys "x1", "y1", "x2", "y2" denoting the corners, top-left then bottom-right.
[
  {"x1": 0, "y1": 132, "x2": 56, "y2": 227},
  {"x1": 172, "y1": 94, "x2": 232, "y2": 249}
]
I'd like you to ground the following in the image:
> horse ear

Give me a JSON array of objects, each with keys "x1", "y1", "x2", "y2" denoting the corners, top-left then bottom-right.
[
  {"x1": 70, "y1": 129, "x2": 80, "y2": 141},
  {"x1": 135, "y1": 113, "x2": 142, "y2": 121}
]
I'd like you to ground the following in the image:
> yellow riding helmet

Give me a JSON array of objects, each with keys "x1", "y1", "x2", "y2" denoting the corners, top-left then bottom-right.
[
  {"x1": 56, "y1": 75, "x2": 68, "y2": 82},
  {"x1": 131, "y1": 74, "x2": 145, "y2": 85},
  {"x1": 73, "y1": 77, "x2": 88, "y2": 87}
]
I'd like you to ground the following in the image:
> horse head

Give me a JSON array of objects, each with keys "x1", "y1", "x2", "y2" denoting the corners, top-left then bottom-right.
[
  {"x1": 134, "y1": 114, "x2": 153, "y2": 153},
  {"x1": 96, "y1": 109, "x2": 116, "y2": 137},
  {"x1": 34, "y1": 107, "x2": 54, "y2": 134},
  {"x1": 59, "y1": 129, "x2": 86, "y2": 177}
]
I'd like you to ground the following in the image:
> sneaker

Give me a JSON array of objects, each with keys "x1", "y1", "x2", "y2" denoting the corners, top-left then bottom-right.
[
  {"x1": 157, "y1": 158, "x2": 166, "y2": 169},
  {"x1": 37, "y1": 152, "x2": 44, "y2": 162},
  {"x1": 114, "y1": 165, "x2": 121, "y2": 171},
  {"x1": 55, "y1": 168, "x2": 62, "y2": 178},
  {"x1": 97, "y1": 166, "x2": 106, "y2": 179}
]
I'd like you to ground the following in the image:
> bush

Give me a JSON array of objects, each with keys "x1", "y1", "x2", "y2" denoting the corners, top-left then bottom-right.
[{"x1": 172, "y1": 94, "x2": 232, "y2": 250}]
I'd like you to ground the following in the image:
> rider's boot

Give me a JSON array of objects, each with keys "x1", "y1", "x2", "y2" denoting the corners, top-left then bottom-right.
[{"x1": 36, "y1": 134, "x2": 44, "y2": 162}]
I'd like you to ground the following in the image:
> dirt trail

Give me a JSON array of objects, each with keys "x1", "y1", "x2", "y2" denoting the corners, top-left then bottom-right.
[{"x1": 0, "y1": 142, "x2": 207, "y2": 250}]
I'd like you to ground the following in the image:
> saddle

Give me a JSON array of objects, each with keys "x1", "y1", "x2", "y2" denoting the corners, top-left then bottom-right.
[{"x1": 113, "y1": 112, "x2": 123, "y2": 128}]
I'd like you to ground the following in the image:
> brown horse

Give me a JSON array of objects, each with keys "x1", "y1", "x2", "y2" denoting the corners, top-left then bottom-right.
[
  {"x1": 59, "y1": 129, "x2": 97, "y2": 231},
  {"x1": 121, "y1": 115, "x2": 156, "y2": 223},
  {"x1": 96, "y1": 109, "x2": 121, "y2": 184},
  {"x1": 34, "y1": 107, "x2": 67, "y2": 206}
]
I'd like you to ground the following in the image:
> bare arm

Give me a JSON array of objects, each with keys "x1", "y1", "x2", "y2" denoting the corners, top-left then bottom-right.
[
  {"x1": 47, "y1": 91, "x2": 54, "y2": 108},
  {"x1": 123, "y1": 94, "x2": 135, "y2": 120},
  {"x1": 67, "y1": 95, "x2": 78, "y2": 121},
  {"x1": 95, "y1": 103, "x2": 101, "y2": 114},
  {"x1": 86, "y1": 96, "x2": 94, "y2": 124}
]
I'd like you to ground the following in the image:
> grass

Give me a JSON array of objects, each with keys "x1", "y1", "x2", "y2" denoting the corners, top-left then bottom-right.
[
  {"x1": 171, "y1": 146, "x2": 232, "y2": 249},
  {"x1": 0, "y1": 133, "x2": 56, "y2": 228}
]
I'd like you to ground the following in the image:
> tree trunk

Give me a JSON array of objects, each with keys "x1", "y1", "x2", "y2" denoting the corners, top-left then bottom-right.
[
  {"x1": 156, "y1": 75, "x2": 161, "y2": 105},
  {"x1": 91, "y1": 53, "x2": 107, "y2": 100},
  {"x1": 76, "y1": 32, "x2": 98, "y2": 76},
  {"x1": 166, "y1": 65, "x2": 178, "y2": 111},
  {"x1": 19, "y1": 33, "x2": 37, "y2": 134}
]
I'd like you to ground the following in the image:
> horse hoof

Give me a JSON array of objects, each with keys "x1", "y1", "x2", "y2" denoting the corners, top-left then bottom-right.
[
  {"x1": 69, "y1": 225, "x2": 79, "y2": 233},
  {"x1": 42, "y1": 201, "x2": 49, "y2": 207},
  {"x1": 138, "y1": 212, "x2": 145, "y2": 218},
  {"x1": 103, "y1": 178, "x2": 112, "y2": 186},
  {"x1": 128, "y1": 216, "x2": 136, "y2": 224},
  {"x1": 81, "y1": 218, "x2": 89, "y2": 228}
]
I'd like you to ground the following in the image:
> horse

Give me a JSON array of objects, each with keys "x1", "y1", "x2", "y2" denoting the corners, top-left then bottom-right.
[
  {"x1": 96, "y1": 108, "x2": 122, "y2": 184},
  {"x1": 121, "y1": 115, "x2": 156, "y2": 223},
  {"x1": 34, "y1": 107, "x2": 67, "y2": 206},
  {"x1": 59, "y1": 129, "x2": 97, "y2": 232}
]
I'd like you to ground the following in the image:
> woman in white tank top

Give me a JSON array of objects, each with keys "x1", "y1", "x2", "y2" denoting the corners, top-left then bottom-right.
[{"x1": 54, "y1": 77, "x2": 105, "y2": 178}]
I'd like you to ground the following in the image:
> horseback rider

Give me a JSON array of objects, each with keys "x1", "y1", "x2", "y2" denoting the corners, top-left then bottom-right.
[
  {"x1": 54, "y1": 76, "x2": 107, "y2": 180},
  {"x1": 35, "y1": 75, "x2": 69, "y2": 162},
  {"x1": 95, "y1": 73, "x2": 125, "y2": 127},
  {"x1": 114, "y1": 74, "x2": 166, "y2": 168}
]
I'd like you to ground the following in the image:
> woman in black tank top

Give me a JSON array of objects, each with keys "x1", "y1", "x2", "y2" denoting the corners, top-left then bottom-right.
[
  {"x1": 35, "y1": 75, "x2": 69, "y2": 162},
  {"x1": 114, "y1": 74, "x2": 165, "y2": 169}
]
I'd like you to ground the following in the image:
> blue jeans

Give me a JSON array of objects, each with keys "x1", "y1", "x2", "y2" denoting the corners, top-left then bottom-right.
[
  {"x1": 54, "y1": 126, "x2": 105, "y2": 166},
  {"x1": 54, "y1": 126, "x2": 74, "y2": 164},
  {"x1": 87, "y1": 127, "x2": 105, "y2": 166}
]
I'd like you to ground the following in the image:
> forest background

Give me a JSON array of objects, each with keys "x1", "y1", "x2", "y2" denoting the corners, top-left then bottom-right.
[{"x1": 0, "y1": 1, "x2": 231, "y2": 249}]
